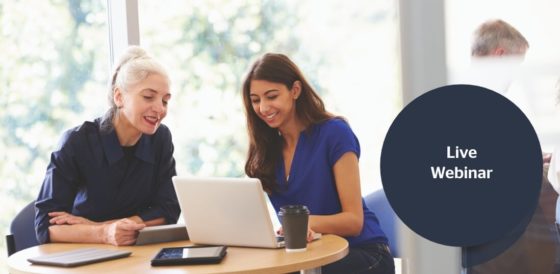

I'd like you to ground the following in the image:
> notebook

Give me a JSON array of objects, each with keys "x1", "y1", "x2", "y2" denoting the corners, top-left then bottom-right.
[
  {"x1": 135, "y1": 223, "x2": 188, "y2": 245},
  {"x1": 172, "y1": 177, "x2": 289, "y2": 248},
  {"x1": 27, "y1": 248, "x2": 131, "y2": 267}
]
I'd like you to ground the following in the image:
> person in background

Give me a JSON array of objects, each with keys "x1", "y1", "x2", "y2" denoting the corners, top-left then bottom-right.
[
  {"x1": 35, "y1": 46, "x2": 180, "y2": 246},
  {"x1": 545, "y1": 79, "x2": 560, "y2": 273},
  {"x1": 454, "y1": 19, "x2": 530, "y2": 94},
  {"x1": 466, "y1": 21, "x2": 559, "y2": 272},
  {"x1": 471, "y1": 19, "x2": 529, "y2": 58},
  {"x1": 241, "y1": 53, "x2": 394, "y2": 274},
  {"x1": 467, "y1": 166, "x2": 559, "y2": 274}
]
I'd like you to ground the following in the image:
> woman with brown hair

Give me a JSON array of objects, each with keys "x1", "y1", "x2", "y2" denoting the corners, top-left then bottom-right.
[{"x1": 242, "y1": 53, "x2": 394, "y2": 274}]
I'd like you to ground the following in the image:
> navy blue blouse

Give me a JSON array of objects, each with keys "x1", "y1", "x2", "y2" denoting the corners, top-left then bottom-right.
[{"x1": 34, "y1": 118, "x2": 180, "y2": 244}]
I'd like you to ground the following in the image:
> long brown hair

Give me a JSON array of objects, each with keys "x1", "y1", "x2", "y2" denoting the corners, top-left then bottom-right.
[{"x1": 242, "y1": 53, "x2": 334, "y2": 192}]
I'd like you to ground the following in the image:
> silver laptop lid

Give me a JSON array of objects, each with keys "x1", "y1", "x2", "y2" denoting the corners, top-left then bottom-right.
[{"x1": 172, "y1": 177, "x2": 282, "y2": 248}]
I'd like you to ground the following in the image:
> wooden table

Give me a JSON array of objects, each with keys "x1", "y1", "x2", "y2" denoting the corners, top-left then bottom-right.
[{"x1": 8, "y1": 234, "x2": 348, "y2": 274}]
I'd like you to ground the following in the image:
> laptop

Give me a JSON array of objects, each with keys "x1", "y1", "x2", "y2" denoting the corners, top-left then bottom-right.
[{"x1": 172, "y1": 176, "x2": 287, "y2": 248}]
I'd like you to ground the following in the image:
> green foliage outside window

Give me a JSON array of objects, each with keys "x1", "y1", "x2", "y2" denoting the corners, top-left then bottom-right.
[{"x1": 1, "y1": 0, "x2": 107, "y2": 268}]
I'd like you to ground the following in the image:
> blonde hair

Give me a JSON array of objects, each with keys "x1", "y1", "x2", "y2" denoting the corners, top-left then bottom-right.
[{"x1": 101, "y1": 46, "x2": 169, "y2": 131}]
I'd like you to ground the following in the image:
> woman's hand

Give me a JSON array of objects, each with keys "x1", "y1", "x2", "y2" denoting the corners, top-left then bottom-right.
[
  {"x1": 48, "y1": 211, "x2": 98, "y2": 225},
  {"x1": 306, "y1": 227, "x2": 316, "y2": 242},
  {"x1": 103, "y1": 218, "x2": 146, "y2": 246}
]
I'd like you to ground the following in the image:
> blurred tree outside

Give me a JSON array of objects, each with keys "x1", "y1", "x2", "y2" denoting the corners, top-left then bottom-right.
[
  {"x1": 139, "y1": 0, "x2": 328, "y2": 178},
  {"x1": 0, "y1": 0, "x2": 108, "y2": 270},
  {"x1": 139, "y1": 0, "x2": 399, "y2": 193}
]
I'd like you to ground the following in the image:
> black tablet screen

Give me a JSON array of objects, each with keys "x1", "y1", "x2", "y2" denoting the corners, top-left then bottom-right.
[
  {"x1": 159, "y1": 247, "x2": 222, "y2": 259},
  {"x1": 151, "y1": 246, "x2": 227, "y2": 266}
]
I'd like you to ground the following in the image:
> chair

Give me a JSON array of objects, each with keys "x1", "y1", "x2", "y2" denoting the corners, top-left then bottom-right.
[
  {"x1": 6, "y1": 201, "x2": 39, "y2": 256},
  {"x1": 364, "y1": 189, "x2": 401, "y2": 257}
]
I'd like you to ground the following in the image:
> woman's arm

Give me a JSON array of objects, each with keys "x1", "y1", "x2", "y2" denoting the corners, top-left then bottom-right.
[
  {"x1": 35, "y1": 131, "x2": 81, "y2": 244},
  {"x1": 48, "y1": 224, "x2": 105, "y2": 244},
  {"x1": 48, "y1": 218, "x2": 145, "y2": 246},
  {"x1": 48, "y1": 212, "x2": 165, "y2": 226},
  {"x1": 309, "y1": 152, "x2": 364, "y2": 236},
  {"x1": 47, "y1": 212, "x2": 161, "y2": 245}
]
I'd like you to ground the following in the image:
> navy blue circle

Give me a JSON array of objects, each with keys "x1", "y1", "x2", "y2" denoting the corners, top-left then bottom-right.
[{"x1": 380, "y1": 84, "x2": 542, "y2": 247}]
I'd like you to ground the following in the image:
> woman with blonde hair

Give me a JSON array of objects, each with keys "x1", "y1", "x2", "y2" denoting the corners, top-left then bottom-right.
[{"x1": 35, "y1": 46, "x2": 179, "y2": 246}]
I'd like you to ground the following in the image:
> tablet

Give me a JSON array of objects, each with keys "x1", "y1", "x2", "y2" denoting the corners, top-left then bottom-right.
[
  {"x1": 151, "y1": 246, "x2": 227, "y2": 266},
  {"x1": 135, "y1": 224, "x2": 188, "y2": 245},
  {"x1": 28, "y1": 248, "x2": 132, "y2": 267}
]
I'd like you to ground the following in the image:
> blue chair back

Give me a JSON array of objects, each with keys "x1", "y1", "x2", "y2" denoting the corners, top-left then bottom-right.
[
  {"x1": 6, "y1": 201, "x2": 39, "y2": 256},
  {"x1": 364, "y1": 189, "x2": 401, "y2": 257}
]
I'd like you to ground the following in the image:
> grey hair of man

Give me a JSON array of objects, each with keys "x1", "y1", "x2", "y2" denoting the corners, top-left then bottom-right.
[
  {"x1": 471, "y1": 19, "x2": 529, "y2": 57},
  {"x1": 101, "y1": 46, "x2": 170, "y2": 132}
]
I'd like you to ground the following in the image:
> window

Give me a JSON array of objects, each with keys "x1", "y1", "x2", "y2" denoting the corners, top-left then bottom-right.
[
  {"x1": 0, "y1": 0, "x2": 108, "y2": 269},
  {"x1": 138, "y1": 0, "x2": 400, "y2": 194}
]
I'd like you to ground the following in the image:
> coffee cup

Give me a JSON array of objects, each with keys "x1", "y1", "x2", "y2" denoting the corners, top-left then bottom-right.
[{"x1": 278, "y1": 205, "x2": 310, "y2": 252}]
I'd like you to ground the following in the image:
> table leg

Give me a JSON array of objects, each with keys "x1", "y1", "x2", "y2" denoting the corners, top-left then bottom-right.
[{"x1": 300, "y1": 268, "x2": 321, "y2": 274}]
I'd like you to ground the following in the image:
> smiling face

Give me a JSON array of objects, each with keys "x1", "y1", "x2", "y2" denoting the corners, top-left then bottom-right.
[
  {"x1": 249, "y1": 79, "x2": 301, "y2": 130},
  {"x1": 114, "y1": 73, "x2": 170, "y2": 140}
]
